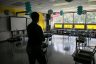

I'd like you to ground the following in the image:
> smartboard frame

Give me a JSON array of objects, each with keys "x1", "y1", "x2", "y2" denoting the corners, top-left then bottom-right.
[{"x1": 10, "y1": 16, "x2": 27, "y2": 31}]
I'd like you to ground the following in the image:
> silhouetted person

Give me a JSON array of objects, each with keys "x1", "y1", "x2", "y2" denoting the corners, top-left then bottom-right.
[{"x1": 26, "y1": 12, "x2": 47, "y2": 64}]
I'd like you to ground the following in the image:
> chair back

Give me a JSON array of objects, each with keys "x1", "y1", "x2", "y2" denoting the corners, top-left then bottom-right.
[{"x1": 93, "y1": 46, "x2": 96, "y2": 54}]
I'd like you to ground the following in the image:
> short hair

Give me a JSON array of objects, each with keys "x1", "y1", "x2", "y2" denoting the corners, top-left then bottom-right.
[{"x1": 30, "y1": 12, "x2": 39, "y2": 22}]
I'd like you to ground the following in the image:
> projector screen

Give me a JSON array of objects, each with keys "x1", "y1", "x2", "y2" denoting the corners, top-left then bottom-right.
[{"x1": 10, "y1": 17, "x2": 26, "y2": 31}]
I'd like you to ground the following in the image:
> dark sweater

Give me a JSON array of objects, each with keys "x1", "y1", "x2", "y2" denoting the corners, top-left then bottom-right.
[{"x1": 27, "y1": 22, "x2": 45, "y2": 49}]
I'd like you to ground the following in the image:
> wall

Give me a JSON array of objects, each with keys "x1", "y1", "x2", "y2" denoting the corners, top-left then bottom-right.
[
  {"x1": 0, "y1": 6, "x2": 14, "y2": 41},
  {"x1": 0, "y1": 15, "x2": 11, "y2": 41},
  {"x1": 0, "y1": 32, "x2": 11, "y2": 41},
  {"x1": 0, "y1": 6, "x2": 46, "y2": 42},
  {"x1": 38, "y1": 12, "x2": 46, "y2": 31},
  {"x1": 0, "y1": 6, "x2": 15, "y2": 15}
]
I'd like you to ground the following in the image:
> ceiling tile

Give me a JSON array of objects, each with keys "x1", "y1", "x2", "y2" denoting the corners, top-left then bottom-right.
[{"x1": 11, "y1": 2, "x2": 24, "y2": 6}]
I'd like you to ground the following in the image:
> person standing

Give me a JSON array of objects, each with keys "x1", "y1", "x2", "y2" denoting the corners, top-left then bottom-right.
[{"x1": 26, "y1": 12, "x2": 47, "y2": 64}]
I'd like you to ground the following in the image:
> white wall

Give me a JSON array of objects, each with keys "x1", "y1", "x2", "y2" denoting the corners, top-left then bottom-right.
[
  {"x1": 0, "y1": 32, "x2": 11, "y2": 41},
  {"x1": 0, "y1": 14, "x2": 11, "y2": 41}
]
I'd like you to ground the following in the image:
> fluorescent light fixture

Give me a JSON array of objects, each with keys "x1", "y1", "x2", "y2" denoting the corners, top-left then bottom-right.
[
  {"x1": 53, "y1": 3, "x2": 68, "y2": 6},
  {"x1": 50, "y1": 0, "x2": 56, "y2": 2},
  {"x1": 88, "y1": 0, "x2": 96, "y2": 1},
  {"x1": 90, "y1": 5, "x2": 96, "y2": 6}
]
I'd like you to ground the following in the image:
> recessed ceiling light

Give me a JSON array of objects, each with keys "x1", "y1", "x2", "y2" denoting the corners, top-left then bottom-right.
[
  {"x1": 50, "y1": 0, "x2": 56, "y2": 2},
  {"x1": 90, "y1": 5, "x2": 96, "y2": 6}
]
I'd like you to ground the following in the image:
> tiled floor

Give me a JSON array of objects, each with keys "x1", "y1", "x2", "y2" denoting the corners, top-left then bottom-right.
[{"x1": 0, "y1": 35, "x2": 96, "y2": 64}]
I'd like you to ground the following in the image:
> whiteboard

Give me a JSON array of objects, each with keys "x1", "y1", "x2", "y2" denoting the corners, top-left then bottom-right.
[
  {"x1": 11, "y1": 17, "x2": 26, "y2": 31},
  {"x1": 27, "y1": 18, "x2": 32, "y2": 26}
]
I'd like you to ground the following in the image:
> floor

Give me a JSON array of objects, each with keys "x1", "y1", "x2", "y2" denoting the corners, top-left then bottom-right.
[{"x1": 0, "y1": 35, "x2": 96, "y2": 64}]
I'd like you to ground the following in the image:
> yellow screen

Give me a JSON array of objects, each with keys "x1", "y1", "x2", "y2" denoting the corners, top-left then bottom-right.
[
  {"x1": 54, "y1": 24, "x2": 62, "y2": 28},
  {"x1": 64, "y1": 24, "x2": 73, "y2": 28},
  {"x1": 74, "y1": 25, "x2": 84, "y2": 29},
  {"x1": 87, "y1": 25, "x2": 96, "y2": 29}
]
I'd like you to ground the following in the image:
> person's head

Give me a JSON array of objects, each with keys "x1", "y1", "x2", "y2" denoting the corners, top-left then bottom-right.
[{"x1": 30, "y1": 12, "x2": 39, "y2": 23}]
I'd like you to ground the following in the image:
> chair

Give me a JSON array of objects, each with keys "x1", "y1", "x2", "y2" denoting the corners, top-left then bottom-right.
[
  {"x1": 73, "y1": 46, "x2": 96, "y2": 64},
  {"x1": 76, "y1": 34, "x2": 87, "y2": 50},
  {"x1": 41, "y1": 43, "x2": 48, "y2": 63}
]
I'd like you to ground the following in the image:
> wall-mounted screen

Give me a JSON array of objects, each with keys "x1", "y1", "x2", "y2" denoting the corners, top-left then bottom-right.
[
  {"x1": 74, "y1": 24, "x2": 84, "y2": 29},
  {"x1": 10, "y1": 17, "x2": 26, "y2": 31},
  {"x1": 54, "y1": 23, "x2": 62, "y2": 28},
  {"x1": 64, "y1": 24, "x2": 73, "y2": 28},
  {"x1": 87, "y1": 25, "x2": 96, "y2": 29}
]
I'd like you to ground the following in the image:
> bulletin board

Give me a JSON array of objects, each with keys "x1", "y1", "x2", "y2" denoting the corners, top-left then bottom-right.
[{"x1": 10, "y1": 16, "x2": 27, "y2": 31}]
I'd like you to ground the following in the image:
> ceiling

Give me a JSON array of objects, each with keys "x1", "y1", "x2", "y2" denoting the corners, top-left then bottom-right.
[{"x1": 0, "y1": 0, "x2": 96, "y2": 13}]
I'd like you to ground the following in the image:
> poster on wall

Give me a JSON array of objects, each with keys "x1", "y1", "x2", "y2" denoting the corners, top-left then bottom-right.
[{"x1": 10, "y1": 17, "x2": 26, "y2": 31}]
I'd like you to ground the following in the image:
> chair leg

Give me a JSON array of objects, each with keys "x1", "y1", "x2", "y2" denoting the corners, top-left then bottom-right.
[
  {"x1": 75, "y1": 62, "x2": 76, "y2": 64},
  {"x1": 93, "y1": 58, "x2": 95, "y2": 64},
  {"x1": 75, "y1": 62, "x2": 78, "y2": 64}
]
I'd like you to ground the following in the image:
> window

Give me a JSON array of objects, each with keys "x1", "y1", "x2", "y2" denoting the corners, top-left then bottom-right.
[
  {"x1": 86, "y1": 12, "x2": 96, "y2": 24},
  {"x1": 74, "y1": 13, "x2": 85, "y2": 23},
  {"x1": 64, "y1": 13, "x2": 73, "y2": 23}
]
